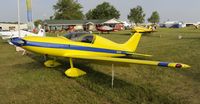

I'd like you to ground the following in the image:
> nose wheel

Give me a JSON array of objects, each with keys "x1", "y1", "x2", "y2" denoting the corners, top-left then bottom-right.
[
  {"x1": 44, "y1": 59, "x2": 61, "y2": 68},
  {"x1": 44, "y1": 55, "x2": 61, "y2": 68}
]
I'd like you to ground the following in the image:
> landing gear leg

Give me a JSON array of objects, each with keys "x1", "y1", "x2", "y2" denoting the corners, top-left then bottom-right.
[
  {"x1": 44, "y1": 54, "x2": 48, "y2": 61},
  {"x1": 65, "y1": 58, "x2": 86, "y2": 77}
]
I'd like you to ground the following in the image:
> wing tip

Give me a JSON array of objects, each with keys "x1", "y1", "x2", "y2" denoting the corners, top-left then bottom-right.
[{"x1": 158, "y1": 62, "x2": 191, "y2": 69}]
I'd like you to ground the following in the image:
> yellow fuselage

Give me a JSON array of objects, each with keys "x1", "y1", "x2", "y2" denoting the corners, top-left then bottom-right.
[{"x1": 22, "y1": 35, "x2": 130, "y2": 57}]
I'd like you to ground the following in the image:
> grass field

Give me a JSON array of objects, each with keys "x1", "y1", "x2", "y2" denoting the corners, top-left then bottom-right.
[{"x1": 0, "y1": 27, "x2": 199, "y2": 104}]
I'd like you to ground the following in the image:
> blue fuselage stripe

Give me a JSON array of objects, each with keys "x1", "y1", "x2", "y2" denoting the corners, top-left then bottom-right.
[{"x1": 25, "y1": 41, "x2": 128, "y2": 54}]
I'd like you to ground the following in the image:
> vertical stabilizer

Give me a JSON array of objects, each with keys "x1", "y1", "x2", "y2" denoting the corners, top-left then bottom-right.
[{"x1": 122, "y1": 33, "x2": 142, "y2": 52}]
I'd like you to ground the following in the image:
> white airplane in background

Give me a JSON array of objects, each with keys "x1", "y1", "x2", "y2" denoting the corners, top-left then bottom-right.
[
  {"x1": 0, "y1": 29, "x2": 45, "y2": 41},
  {"x1": 0, "y1": 29, "x2": 45, "y2": 54}
]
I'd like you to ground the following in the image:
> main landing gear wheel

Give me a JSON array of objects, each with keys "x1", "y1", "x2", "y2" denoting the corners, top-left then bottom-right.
[{"x1": 65, "y1": 58, "x2": 86, "y2": 77}]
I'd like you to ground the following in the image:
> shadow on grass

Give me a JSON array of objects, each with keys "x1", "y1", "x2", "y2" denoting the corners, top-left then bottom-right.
[
  {"x1": 74, "y1": 63, "x2": 186, "y2": 104},
  {"x1": 179, "y1": 37, "x2": 200, "y2": 40},
  {"x1": 19, "y1": 53, "x2": 187, "y2": 104},
  {"x1": 178, "y1": 69, "x2": 200, "y2": 83}
]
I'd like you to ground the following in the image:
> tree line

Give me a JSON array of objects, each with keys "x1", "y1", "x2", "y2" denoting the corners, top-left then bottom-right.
[{"x1": 35, "y1": 0, "x2": 160, "y2": 26}]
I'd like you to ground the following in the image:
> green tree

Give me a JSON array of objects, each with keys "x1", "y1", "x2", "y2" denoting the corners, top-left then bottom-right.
[
  {"x1": 127, "y1": 6, "x2": 145, "y2": 25},
  {"x1": 85, "y1": 10, "x2": 93, "y2": 19},
  {"x1": 148, "y1": 11, "x2": 160, "y2": 24},
  {"x1": 53, "y1": 0, "x2": 84, "y2": 20},
  {"x1": 34, "y1": 19, "x2": 43, "y2": 28},
  {"x1": 86, "y1": 2, "x2": 120, "y2": 19}
]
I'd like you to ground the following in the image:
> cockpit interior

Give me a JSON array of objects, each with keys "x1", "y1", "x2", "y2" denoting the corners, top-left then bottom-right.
[{"x1": 63, "y1": 32, "x2": 95, "y2": 43}]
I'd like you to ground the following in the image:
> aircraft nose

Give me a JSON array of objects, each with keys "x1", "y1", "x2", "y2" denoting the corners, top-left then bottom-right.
[{"x1": 10, "y1": 37, "x2": 26, "y2": 47}]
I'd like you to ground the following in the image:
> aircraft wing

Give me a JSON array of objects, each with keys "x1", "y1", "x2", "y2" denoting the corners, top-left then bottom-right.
[
  {"x1": 65, "y1": 55, "x2": 190, "y2": 69},
  {"x1": 126, "y1": 52, "x2": 152, "y2": 57}
]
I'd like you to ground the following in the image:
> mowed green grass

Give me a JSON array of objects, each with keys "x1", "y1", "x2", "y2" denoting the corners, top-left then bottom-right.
[{"x1": 0, "y1": 27, "x2": 199, "y2": 104}]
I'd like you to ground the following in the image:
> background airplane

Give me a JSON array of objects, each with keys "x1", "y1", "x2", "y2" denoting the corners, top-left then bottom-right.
[
  {"x1": 0, "y1": 29, "x2": 45, "y2": 41},
  {"x1": 10, "y1": 32, "x2": 190, "y2": 77},
  {"x1": 96, "y1": 25, "x2": 114, "y2": 33},
  {"x1": 132, "y1": 26, "x2": 156, "y2": 33}
]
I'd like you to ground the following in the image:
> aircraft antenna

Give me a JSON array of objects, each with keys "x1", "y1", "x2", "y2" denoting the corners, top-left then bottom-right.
[{"x1": 111, "y1": 64, "x2": 114, "y2": 88}]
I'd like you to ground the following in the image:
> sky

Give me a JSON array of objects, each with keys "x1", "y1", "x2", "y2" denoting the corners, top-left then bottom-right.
[{"x1": 0, "y1": 0, "x2": 200, "y2": 23}]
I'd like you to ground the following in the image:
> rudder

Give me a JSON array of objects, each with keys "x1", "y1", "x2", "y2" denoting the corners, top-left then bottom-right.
[{"x1": 122, "y1": 32, "x2": 142, "y2": 52}]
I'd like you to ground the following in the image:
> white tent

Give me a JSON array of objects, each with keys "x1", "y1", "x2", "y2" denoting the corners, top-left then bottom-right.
[{"x1": 103, "y1": 18, "x2": 122, "y2": 24}]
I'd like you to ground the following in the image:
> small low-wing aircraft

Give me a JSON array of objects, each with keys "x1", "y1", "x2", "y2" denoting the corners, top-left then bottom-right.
[
  {"x1": 0, "y1": 29, "x2": 45, "y2": 41},
  {"x1": 10, "y1": 32, "x2": 190, "y2": 78},
  {"x1": 132, "y1": 26, "x2": 155, "y2": 33}
]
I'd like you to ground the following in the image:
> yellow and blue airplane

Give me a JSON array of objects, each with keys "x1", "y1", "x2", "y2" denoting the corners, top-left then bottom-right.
[{"x1": 10, "y1": 32, "x2": 190, "y2": 77}]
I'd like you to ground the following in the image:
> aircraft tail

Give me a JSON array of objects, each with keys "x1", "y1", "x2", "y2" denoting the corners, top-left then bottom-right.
[
  {"x1": 37, "y1": 29, "x2": 46, "y2": 37},
  {"x1": 122, "y1": 32, "x2": 142, "y2": 52}
]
